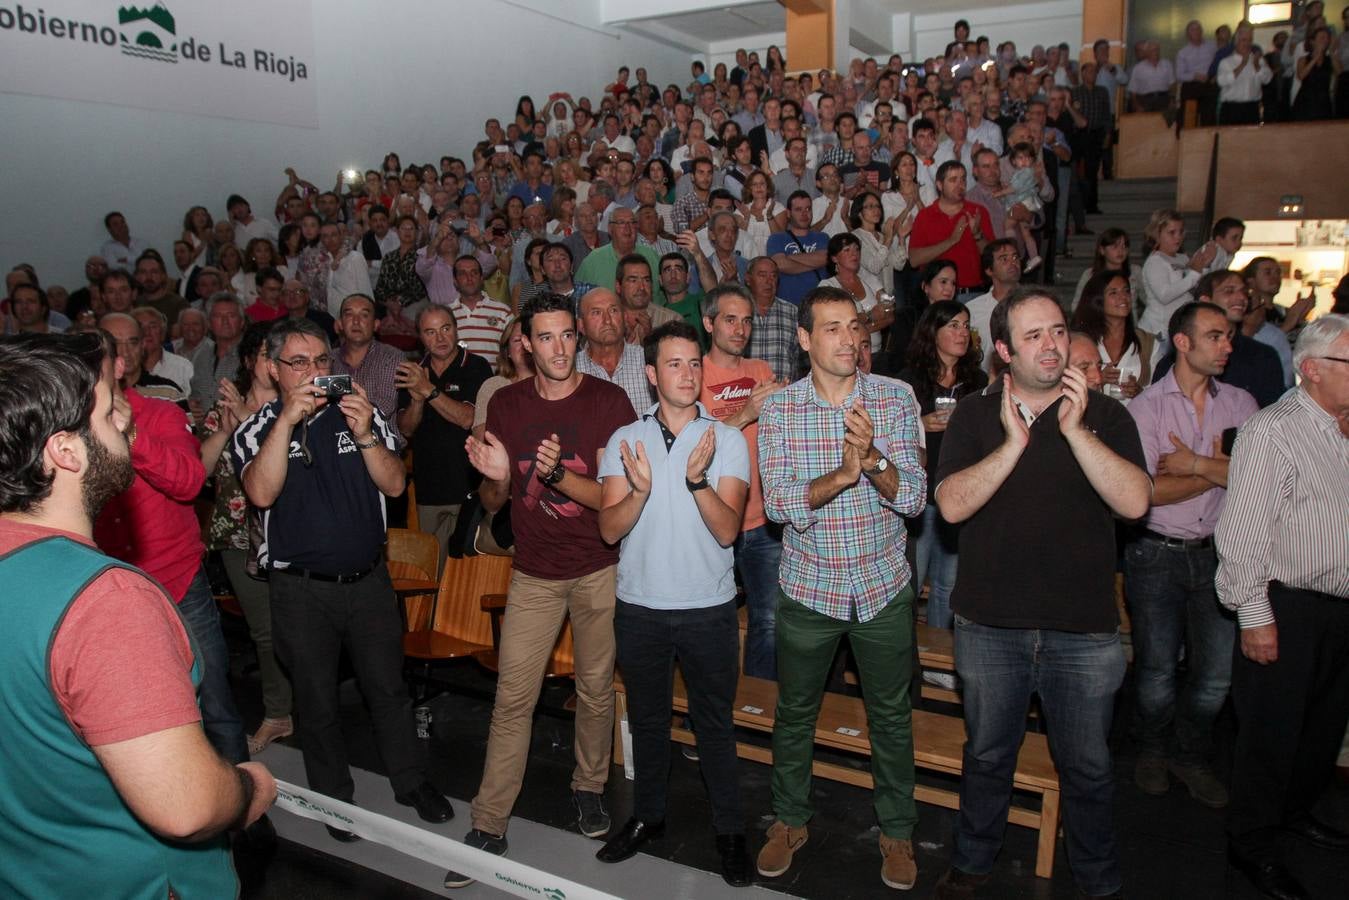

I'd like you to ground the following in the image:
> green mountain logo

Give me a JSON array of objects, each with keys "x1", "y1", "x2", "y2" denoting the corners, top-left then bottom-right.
[{"x1": 118, "y1": 3, "x2": 177, "y2": 63}]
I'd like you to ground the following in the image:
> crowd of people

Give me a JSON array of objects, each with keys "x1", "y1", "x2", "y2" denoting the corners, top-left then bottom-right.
[{"x1": 2, "y1": 8, "x2": 1349, "y2": 900}]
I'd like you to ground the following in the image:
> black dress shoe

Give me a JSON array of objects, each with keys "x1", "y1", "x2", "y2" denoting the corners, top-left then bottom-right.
[
  {"x1": 1227, "y1": 846, "x2": 1308, "y2": 900},
  {"x1": 716, "y1": 833, "x2": 753, "y2": 887},
  {"x1": 596, "y1": 817, "x2": 664, "y2": 863},
  {"x1": 1285, "y1": 816, "x2": 1349, "y2": 850},
  {"x1": 326, "y1": 825, "x2": 361, "y2": 843},
  {"x1": 395, "y1": 782, "x2": 453, "y2": 824}
]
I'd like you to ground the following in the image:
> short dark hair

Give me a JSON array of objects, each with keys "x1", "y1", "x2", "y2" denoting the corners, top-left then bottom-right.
[
  {"x1": 266, "y1": 317, "x2": 330, "y2": 360},
  {"x1": 981, "y1": 238, "x2": 1020, "y2": 276},
  {"x1": 519, "y1": 292, "x2": 576, "y2": 337},
  {"x1": 910, "y1": 117, "x2": 936, "y2": 137},
  {"x1": 798, "y1": 285, "x2": 857, "y2": 333},
  {"x1": 99, "y1": 269, "x2": 135, "y2": 293},
  {"x1": 1168, "y1": 300, "x2": 1229, "y2": 344},
  {"x1": 1195, "y1": 268, "x2": 1243, "y2": 300},
  {"x1": 367, "y1": 204, "x2": 390, "y2": 219},
  {"x1": 935, "y1": 160, "x2": 966, "y2": 184},
  {"x1": 255, "y1": 266, "x2": 285, "y2": 288},
  {"x1": 103, "y1": 211, "x2": 124, "y2": 229},
  {"x1": 616, "y1": 253, "x2": 651, "y2": 282},
  {"x1": 701, "y1": 283, "x2": 751, "y2": 320},
  {"x1": 642, "y1": 319, "x2": 701, "y2": 367},
  {"x1": 989, "y1": 287, "x2": 1065, "y2": 352},
  {"x1": 787, "y1": 189, "x2": 813, "y2": 210},
  {"x1": 658, "y1": 251, "x2": 688, "y2": 272},
  {"x1": 0, "y1": 332, "x2": 106, "y2": 513},
  {"x1": 226, "y1": 194, "x2": 249, "y2": 210},
  {"x1": 1212, "y1": 216, "x2": 1244, "y2": 239}
]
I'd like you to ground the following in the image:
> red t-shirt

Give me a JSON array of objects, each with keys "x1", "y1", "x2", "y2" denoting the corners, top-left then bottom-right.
[
  {"x1": 909, "y1": 201, "x2": 995, "y2": 289},
  {"x1": 245, "y1": 300, "x2": 286, "y2": 323},
  {"x1": 485, "y1": 374, "x2": 636, "y2": 580},
  {"x1": 700, "y1": 356, "x2": 775, "y2": 533},
  {"x1": 0, "y1": 520, "x2": 200, "y2": 746},
  {"x1": 93, "y1": 389, "x2": 207, "y2": 602}
]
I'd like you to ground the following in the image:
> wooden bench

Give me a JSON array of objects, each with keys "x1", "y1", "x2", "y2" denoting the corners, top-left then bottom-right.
[{"x1": 613, "y1": 673, "x2": 1061, "y2": 879}]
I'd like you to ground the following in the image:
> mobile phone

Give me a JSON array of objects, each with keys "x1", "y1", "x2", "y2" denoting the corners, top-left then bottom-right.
[
  {"x1": 313, "y1": 374, "x2": 353, "y2": 399},
  {"x1": 1221, "y1": 427, "x2": 1237, "y2": 456},
  {"x1": 494, "y1": 144, "x2": 510, "y2": 154}
]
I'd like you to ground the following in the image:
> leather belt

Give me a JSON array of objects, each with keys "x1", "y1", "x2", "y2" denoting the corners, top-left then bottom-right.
[
  {"x1": 272, "y1": 558, "x2": 380, "y2": 584},
  {"x1": 1143, "y1": 529, "x2": 1213, "y2": 550}
]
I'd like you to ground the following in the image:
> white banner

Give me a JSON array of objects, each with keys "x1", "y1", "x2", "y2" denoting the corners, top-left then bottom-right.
[
  {"x1": 0, "y1": 1, "x2": 318, "y2": 127},
  {"x1": 273, "y1": 780, "x2": 625, "y2": 900}
]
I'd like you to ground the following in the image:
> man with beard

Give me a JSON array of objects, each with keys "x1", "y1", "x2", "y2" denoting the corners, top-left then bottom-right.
[
  {"x1": 933, "y1": 289, "x2": 1150, "y2": 900},
  {"x1": 0, "y1": 332, "x2": 276, "y2": 899}
]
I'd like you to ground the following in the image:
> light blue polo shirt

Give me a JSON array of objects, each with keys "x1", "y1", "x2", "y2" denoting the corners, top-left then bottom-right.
[{"x1": 600, "y1": 402, "x2": 750, "y2": 610}]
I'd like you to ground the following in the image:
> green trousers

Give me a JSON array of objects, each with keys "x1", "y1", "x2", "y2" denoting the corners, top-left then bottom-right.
[{"x1": 770, "y1": 585, "x2": 917, "y2": 838}]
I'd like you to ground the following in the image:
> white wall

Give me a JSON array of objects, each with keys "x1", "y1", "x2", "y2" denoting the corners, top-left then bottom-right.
[
  {"x1": 911, "y1": 1, "x2": 1083, "y2": 62},
  {"x1": 0, "y1": 0, "x2": 692, "y2": 288}
]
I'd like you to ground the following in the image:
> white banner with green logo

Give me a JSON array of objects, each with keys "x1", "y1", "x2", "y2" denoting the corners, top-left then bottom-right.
[
  {"x1": 0, "y1": 1, "x2": 318, "y2": 127},
  {"x1": 274, "y1": 780, "x2": 624, "y2": 900}
]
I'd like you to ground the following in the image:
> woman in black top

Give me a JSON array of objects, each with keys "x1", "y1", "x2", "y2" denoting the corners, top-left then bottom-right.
[
  {"x1": 1292, "y1": 26, "x2": 1334, "y2": 120},
  {"x1": 900, "y1": 301, "x2": 983, "y2": 668}
]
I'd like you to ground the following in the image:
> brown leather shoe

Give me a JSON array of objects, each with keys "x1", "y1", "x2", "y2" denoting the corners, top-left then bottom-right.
[
  {"x1": 756, "y1": 821, "x2": 808, "y2": 878},
  {"x1": 879, "y1": 834, "x2": 917, "y2": 890}
]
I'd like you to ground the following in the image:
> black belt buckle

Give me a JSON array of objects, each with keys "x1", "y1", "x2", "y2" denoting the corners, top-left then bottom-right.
[
  {"x1": 273, "y1": 557, "x2": 379, "y2": 583},
  {"x1": 1145, "y1": 529, "x2": 1212, "y2": 550}
]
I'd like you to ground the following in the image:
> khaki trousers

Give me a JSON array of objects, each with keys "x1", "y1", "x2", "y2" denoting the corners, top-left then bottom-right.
[{"x1": 470, "y1": 565, "x2": 617, "y2": 835}]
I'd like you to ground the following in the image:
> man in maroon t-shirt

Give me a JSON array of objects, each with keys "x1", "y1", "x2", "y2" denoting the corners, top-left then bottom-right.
[
  {"x1": 908, "y1": 160, "x2": 993, "y2": 299},
  {"x1": 448, "y1": 293, "x2": 635, "y2": 888}
]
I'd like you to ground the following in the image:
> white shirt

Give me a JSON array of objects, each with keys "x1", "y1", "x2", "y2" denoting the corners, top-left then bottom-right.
[
  {"x1": 914, "y1": 145, "x2": 955, "y2": 201},
  {"x1": 151, "y1": 350, "x2": 196, "y2": 396},
  {"x1": 964, "y1": 290, "x2": 999, "y2": 372},
  {"x1": 819, "y1": 272, "x2": 883, "y2": 352},
  {"x1": 366, "y1": 229, "x2": 401, "y2": 283},
  {"x1": 1128, "y1": 59, "x2": 1176, "y2": 95},
  {"x1": 1138, "y1": 252, "x2": 1200, "y2": 336},
  {"x1": 598, "y1": 133, "x2": 636, "y2": 156},
  {"x1": 769, "y1": 142, "x2": 818, "y2": 171},
  {"x1": 101, "y1": 238, "x2": 150, "y2": 270},
  {"x1": 1096, "y1": 339, "x2": 1143, "y2": 404},
  {"x1": 811, "y1": 194, "x2": 850, "y2": 236},
  {"x1": 233, "y1": 215, "x2": 279, "y2": 249},
  {"x1": 325, "y1": 251, "x2": 373, "y2": 317},
  {"x1": 967, "y1": 119, "x2": 1005, "y2": 156},
  {"x1": 1216, "y1": 52, "x2": 1273, "y2": 103}
]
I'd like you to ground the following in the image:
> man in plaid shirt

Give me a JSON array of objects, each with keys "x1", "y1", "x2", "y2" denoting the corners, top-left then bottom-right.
[{"x1": 754, "y1": 286, "x2": 927, "y2": 891}]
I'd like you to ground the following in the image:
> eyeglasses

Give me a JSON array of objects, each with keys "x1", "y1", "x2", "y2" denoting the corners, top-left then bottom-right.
[
  {"x1": 284, "y1": 288, "x2": 308, "y2": 296},
  {"x1": 276, "y1": 354, "x2": 332, "y2": 373}
]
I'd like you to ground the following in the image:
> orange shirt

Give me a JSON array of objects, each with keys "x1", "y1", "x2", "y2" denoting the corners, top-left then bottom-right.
[{"x1": 700, "y1": 355, "x2": 775, "y2": 532}]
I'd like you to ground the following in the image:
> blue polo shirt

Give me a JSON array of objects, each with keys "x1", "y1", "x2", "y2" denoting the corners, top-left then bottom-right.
[
  {"x1": 765, "y1": 229, "x2": 828, "y2": 304},
  {"x1": 600, "y1": 403, "x2": 749, "y2": 610}
]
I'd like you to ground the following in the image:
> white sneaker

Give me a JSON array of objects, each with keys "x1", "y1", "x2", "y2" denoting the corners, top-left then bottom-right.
[
  {"x1": 922, "y1": 671, "x2": 957, "y2": 690},
  {"x1": 1023, "y1": 255, "x2": 1043, "y2": 273}
]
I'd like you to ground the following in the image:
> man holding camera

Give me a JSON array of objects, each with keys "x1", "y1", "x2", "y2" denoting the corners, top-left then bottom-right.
[{"x1": 232, "y1": 318, "x2": 450, "y2": 838}]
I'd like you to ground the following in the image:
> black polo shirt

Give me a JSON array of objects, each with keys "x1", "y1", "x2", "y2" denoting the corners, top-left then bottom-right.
[
  {"x1": 230, "y1": 402, "x2": 397, "y2": 574},
  {"x1": 396, "y1": 347, "x2": 492, "y2": 505},
  {"x1": 934, "y1": 383, "x2": 1147, "y2": 633}
]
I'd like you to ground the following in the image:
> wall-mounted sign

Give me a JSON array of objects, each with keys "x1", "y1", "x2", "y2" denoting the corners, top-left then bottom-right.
[{"x1": 0, "y1": 1, "x2": 318, "y2": 127}]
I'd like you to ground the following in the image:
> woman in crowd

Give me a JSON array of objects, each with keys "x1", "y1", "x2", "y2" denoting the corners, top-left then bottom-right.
[
  {"x1": 547, "y1": 186, "x2": 577, "y2": 238},
  {"x1": 503, "y1": 195, "x2": 527, "y2": 241},
  {"x1": 294, "y1": 212, "x2": 327, "y2": 303},
  {"x1": 735, "y1": 170, "x2": 781, "y2": 259},
  {"x1": 374, "y1": 215, "x2": 428, "y2": 308},
  {"x1": 1138, "y1": 208, "x2": 1217, "y2": 340},
  {"x1": 819, "y1": 232, "x2": 893, "y2": 364},
  {"x1": 182, "y1": 205, "x2": 214, "y2": 264},
  {"x1": 1072, "y1": 269, "x2": 1153, "y2": 402},
  {"x1": 766, "y1": 44, "x2": 786, "y2": 73},
  {"x1": 851, "y1": 189, "x2": 909, "y2": 296},
  {"x1": 515, "y1": 95, "x2": 537, "y2": 127},
  {"x1": 1072, "y1": 227, "x2": 1143, "y2": 313},
  {"x1": 555, "y1": 158, "x2": 590, "y2": 205},
  {"x1": 197, "y1": 322, "x2": 291, "y2": 755},
  {"x1": 1291, "y1": 25, "x2": 1335, "y2": 120},
  {"x1": 720, "y1": 135, "x2": 758, "y2": 199},
  {"x1": 277, "y1": 224, "x2": 304, "y2": 276},
  {"x1": 899, "y1": 300, "x2": 982, "y2": 689},
  {"x1": 645, "y1": 158, "x2": 677, "y2": 204},
  {"x1": 382, "y1": 152, "x2": 402, "y2": 177},
  {"x1": 216, "y1": 242, "x2": 244, "y2": 292},
  {"x1": 232, "y1": 239, "x2": 287, "y2": 306},
  {"x1": 512, "y1": 238, "x2": 551, "y2": 311},
  {"x1": 896, "y1": 258, "x2": 961, "y2": 372},
  {"x1": 473, "y1": 318, "x2": 534, "y2": 442}
]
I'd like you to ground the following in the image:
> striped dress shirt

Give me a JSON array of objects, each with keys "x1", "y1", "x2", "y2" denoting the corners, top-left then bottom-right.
[
  {"x1": 758, "y1": 371, "x2": 926, "y2": 622},
  {"x1": 1216, "y1": 387, "x2": 1349, "y2": 628}
]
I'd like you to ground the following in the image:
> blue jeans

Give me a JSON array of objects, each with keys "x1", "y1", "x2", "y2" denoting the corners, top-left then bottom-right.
[
  {"x1": 178, "y1": 565, "x2": 249, "y2": 764},
  {"x1": 735, "y1": 524, "x2": 783, "y2": 680},
  {"x1": 1124, "y1": 537, "x2": 1235, "y2": 764},
  {"x1": 952, "y1": 615, "x2": 1126, "y2": 896},
  {"x1": 910, "y1": 504, "x2": 958, "y2": 629}
]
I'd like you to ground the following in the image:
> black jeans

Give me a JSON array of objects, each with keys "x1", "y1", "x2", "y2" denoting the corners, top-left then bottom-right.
[
  {"x1": 1078, "y1": 127, "x2": 1107, "y2": 211},
  {"x1": 615, "y1": 599, "x2": 742, "y2": 834},
  {"x1": 270, "y1": 562, "x2": 425, "y2": 801},
  {"x1": 1228, "y1": 583, "x2": 1349, "y2": 862}
]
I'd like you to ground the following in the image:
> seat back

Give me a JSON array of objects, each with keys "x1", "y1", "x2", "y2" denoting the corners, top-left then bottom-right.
[
  {"x1": 432, "y1": 553, "x2": 513, "y2": 646},
  {"x1": 387, "y1": 527, "x2": 440, "y2": 629}
]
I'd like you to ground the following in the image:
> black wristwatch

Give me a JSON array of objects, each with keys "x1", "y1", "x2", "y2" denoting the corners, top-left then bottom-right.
[
  {"x1": 425, "y1": 387, "x2": 441, "y2": 402},
  {"x1": 686, "y1": 475, "x2": 710, "y2": 492},
  {"x1": 540, "y1": 464, "x2": 565, "y2": 486}
]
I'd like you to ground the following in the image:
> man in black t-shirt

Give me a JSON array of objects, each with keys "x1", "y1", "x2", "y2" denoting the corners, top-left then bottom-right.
[
  {"x1": 931, "y1": 289, "x2": 1150, "y2": 900},
  {"x1": 231, "y1": 318, "x2": 451, "y2": 837},
  {"x1": 395, "y1": 306, "x2": 491, "y2": 561}
]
